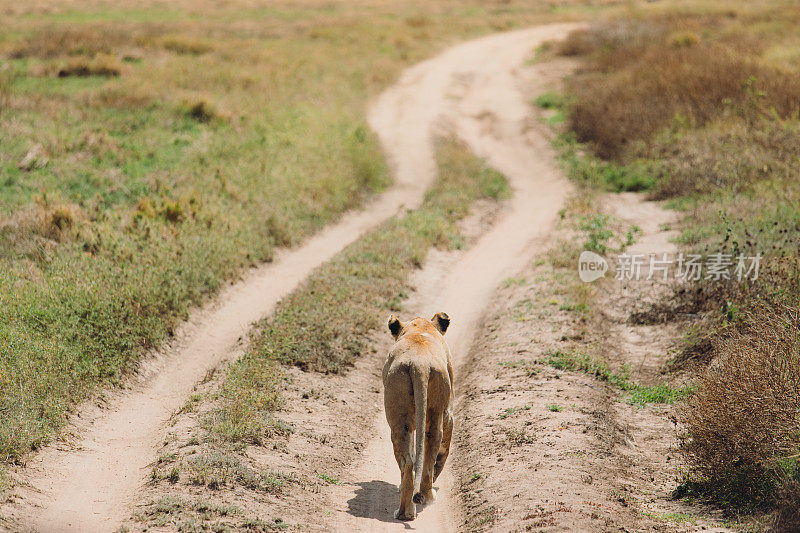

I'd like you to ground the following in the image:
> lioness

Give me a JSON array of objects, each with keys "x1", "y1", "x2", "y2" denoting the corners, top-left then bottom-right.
[{"x1": 383, "y1": 313, "x2": 454, "y2": 521}]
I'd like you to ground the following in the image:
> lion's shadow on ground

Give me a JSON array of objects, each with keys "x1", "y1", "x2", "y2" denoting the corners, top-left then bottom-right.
[{"x1": 346, "y1": 479, "x2": 427, "y2": 527}]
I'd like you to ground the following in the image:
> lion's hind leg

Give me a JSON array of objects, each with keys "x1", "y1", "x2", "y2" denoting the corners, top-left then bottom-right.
[
  {"x1": 389, "y1": 422, "x2": 415, "y2": 520},
  {"x1": 414, "y1": 409, "x2": 443, "y2": 505},
  {"x1": 433, "y1": 407, "x2": 453, "y2": 483}
]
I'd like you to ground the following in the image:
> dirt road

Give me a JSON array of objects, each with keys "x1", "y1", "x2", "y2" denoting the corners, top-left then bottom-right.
[
  {"x1": 3, "y1": 23, "x2": 580, "y2": 532},
  {"x1": 329, "y1": 24, "x2": 580, "y2": 531}
]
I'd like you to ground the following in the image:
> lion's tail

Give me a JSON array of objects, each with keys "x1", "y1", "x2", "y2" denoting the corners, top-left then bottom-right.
[{"x1": 411, "y1": 365, "x2": 429, "y2": 502}]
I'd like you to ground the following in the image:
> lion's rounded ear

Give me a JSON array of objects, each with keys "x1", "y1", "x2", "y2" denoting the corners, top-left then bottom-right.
[
  {"x1": 388, "y1": 314, "x2": 402, "y2": 338},
  {"x1": 432, "y1": 312, "x2": 450, "y2": 334}
]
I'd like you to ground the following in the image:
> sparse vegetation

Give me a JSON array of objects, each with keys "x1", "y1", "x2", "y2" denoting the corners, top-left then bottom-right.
[
  {"x1": 499, "y1": 405, "x2": 531, "y2": 420},
  {"x1": 134, "y1": 495, "x2": 273, "y2": 532},
  {"x1": 546, "y1": 349, "x2": 620, "y2": 382},
  {"x1": 577, "y1": 213, "x2": 612, "y2": 253},
  {"x1": 471, "y1": 505, "x2": 500, "y2": 529},
  {"x1": 316, "y1": 473, "x2": 341, "y2": 485},
  {"x1": 505, "y1": 428, "x2": 536, "y2": 446},
  {"x1": 497, "y1": 359, "x2": 538, "y2": 376},
  {"x1": 183, "y1": 451, "x2": 287, "y2": 493}
]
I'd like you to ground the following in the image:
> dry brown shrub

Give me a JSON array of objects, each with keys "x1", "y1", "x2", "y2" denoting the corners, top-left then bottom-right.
[
  {"x1": 667, "y1": 30, "x2": 700, "y2": 48},
  {"x1": 8, "y1": 27, "x2": 132, "y2": 59},
  {"x1": 681, "y1": 258, "x2": 800, "y2": 515},
  {"x1": 565, "y1": 19, "x2": 800, "y2": 161},
  {"x1": 404, "y1": 15, "x2": 430, "y2": 28},
  {"x1": 556, "y1": 20, "x2": 661, "y2": 57},
  {"x1": 33, "y1": 197, "x2": 83, "y2": 241},
  {"x1": 179, "y1": 97, "x2": 219, "y2": 123},
  {"x1": 571, "y1": 46, "x2": 759, "y2": 159},
  {"x1": 555, "y1": 28, "x2": 596, "y2": 56},
  {"x1": 649, "y1": 119, "x2": 800, "y2": 199},
  {"x1": 160, "y1": 35, "x2": 212, "y2": 55},
  {"x1": 56, "y1": 53, "x2": 123, "y2": 77},
  {"x1": 0, "y1": 197, "x2": 83, "y2": 261}
]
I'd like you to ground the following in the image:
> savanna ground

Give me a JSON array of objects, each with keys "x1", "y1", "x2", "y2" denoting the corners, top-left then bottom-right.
[{"x1": 2, "y1": 0, "x2": 800, "y2": 531}]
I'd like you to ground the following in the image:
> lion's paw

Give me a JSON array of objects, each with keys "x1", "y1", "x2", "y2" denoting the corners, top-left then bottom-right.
[
  {"x1": 412, "y1": 489, "x2": 437, "y2": 505},
  {"x1": 394, "y1": 509, "x2": 416, "y2": 521}
]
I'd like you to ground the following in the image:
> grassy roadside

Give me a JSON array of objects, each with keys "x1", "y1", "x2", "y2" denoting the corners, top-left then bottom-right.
[
  {"x1": 545, "y1": 2, "x2": 800, "y2": 527},
  {"x1": 0, "y1": 0, "x2": 598, "y2": 471},
  {"x1": 141, "y1": 139, "x2": 508, "y2": 529}
]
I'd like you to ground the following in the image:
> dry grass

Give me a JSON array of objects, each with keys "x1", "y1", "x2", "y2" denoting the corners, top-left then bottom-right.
[
  {"x1": 0, "y1": 64, "x2": 15, "y2": 111},
  {"x1": 649, "y1": 119, "x2": 800, "y2": 199},
  {"x1": 563, "y1": 12, "x2": 800, "y2": 161},
  {"x1": 680, "y1": 259, "x2": 800, "y2": 525},
  {"x1": 159, "y1": 35, "x2": 212, "y2": 55},
  {"x1": 6, "y1": 27, "x2": 135, "y2": 59},
  {"x1": 0, "y1": 196, "x2": 83, "y2": 260}
]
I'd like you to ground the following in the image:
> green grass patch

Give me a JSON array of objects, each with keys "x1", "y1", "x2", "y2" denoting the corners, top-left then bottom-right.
[
  {"x1": 577, "y1": 213, "x2": 613, "y2": 253},
  {"x1": 554, "y1": 132, "x2": 656, "y2": 192},
  {"x1": 546, "y1": 349, "x2": 623, "y2": 383},
  {"x1": 545, "y1": 350, "x2": 693, "y2": 406},
  {"x1": 627, "y1": 384, "x2": 693, "y2": 406},
  {"x1": 534, "y1": 91, "x2": 565, "y2": 110}
]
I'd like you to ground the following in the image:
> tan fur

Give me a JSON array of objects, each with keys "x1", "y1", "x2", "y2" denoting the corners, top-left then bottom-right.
[{"x1": 383, "y1": 313, "x2": 454, "y2": 521}]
